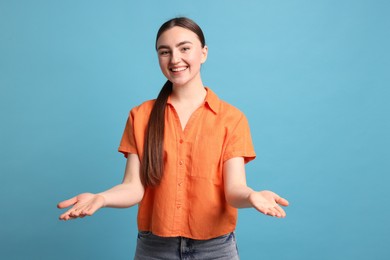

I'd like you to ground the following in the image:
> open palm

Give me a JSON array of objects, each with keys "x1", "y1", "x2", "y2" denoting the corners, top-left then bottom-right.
[
  {"x1": 57, "y1": 193, "x2": 105, "y2": 220},
  {"x1": 249, "y1": 190, "x2": 289, "y2": 218}
]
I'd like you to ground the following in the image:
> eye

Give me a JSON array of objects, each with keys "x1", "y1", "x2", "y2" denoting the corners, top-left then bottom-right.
[
  {"x1": 158, "y1": 50, "x2": 170, "y2": 56},
  {"x1": 181, "y1": 46, "x2": 190, "y2": 52}
]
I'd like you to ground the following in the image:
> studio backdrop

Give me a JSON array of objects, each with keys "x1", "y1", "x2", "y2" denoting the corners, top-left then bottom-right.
[{"x1": 0, "y1": 0, "x2": 389, "y2": 259}]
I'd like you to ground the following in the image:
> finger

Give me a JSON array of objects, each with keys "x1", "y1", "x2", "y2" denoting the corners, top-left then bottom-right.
[
  {"x1": 253, "y1": 204, "x2": 269, "y2": 215},
  {"x1": 57, "y1": 196, "x2": 78, "y2": 209},
  {"x1": 276, "y1": 197, "x2": 289, "y2": 207},
  {"x1": 77, "y1": 211, "x2": 87, "y2": 218},
  {"x1": 261, "y1": 207, "x2": 276, "y2": 217},
  {"x1": 261, "y1": 205, "x2": 283, "y2": 217},
  {"x1": 69, "y1": 211, "x2": 78, "y2": 218},
  {"x1": 59, "y1": 212, "x2": 73, "y2": 221},
  {"x1": 266, "y1": 207, "x2": 279, "y2": 217},
  {"x1": 63, "y1": 205, "x2": 82, "y2": 219},
  {"x1": 267, "y1": 191, "x2": 289, "y2": 207},
  {"x1": 69, "y1": 207, "x2": 85, "y2": 218},
  {"x1": 273, "y1": 206, "x2": 286, "y2": 218},
  {"x1": 81, "y1": 208, "x2": 94, "y2": 217},
  {"x1": 59, "y1": 207, "x2": 76, "y2": 220},
  {"x1": 64, "y1": 215, "x2": 77, "y2": 221},
  {"x1": 81, "y1": 206, "x2": 98, "y2": 217},
  {"x1": 270, "y1": 207, "x2": 282, "y2": 217},
  {"x1": 60, "y1": 212, "x2": 73, "y2": 220},
  {"x1": 62, "y1": 215, "x2": 73, "y2": 221},
  {"x1": 268, "y1": 212, "x2": 276, "y2": 217}
]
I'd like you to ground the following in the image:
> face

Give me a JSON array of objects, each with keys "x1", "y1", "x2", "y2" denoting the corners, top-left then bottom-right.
[{"x1": 156, "y1": 26, "x2": 208, "y2": 88}]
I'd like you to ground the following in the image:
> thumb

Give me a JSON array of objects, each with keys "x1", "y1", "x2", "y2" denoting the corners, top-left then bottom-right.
[
  {"x1": 57, "y1": 196, "x2": 78, "y2": 209},
  {"x1": 275, "y1": 196, "x2": 289, "y2": 207}
]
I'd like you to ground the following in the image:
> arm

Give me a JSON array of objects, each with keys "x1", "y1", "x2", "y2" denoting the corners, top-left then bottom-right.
[
  {"x1": 223, "y1": 157, "x2": 289, "y2": 218},
  {"x1": 57, "y1": 153, "x2": 144, "y2": 220}
]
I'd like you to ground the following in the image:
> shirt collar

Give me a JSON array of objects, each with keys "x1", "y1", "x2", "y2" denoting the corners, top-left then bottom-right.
[
  {"x1": 166, "y1": 87, "x2": 220, "y2": 114},
  {"x1": 204, "y1": 87, "x2": 220, "y2": 114}
]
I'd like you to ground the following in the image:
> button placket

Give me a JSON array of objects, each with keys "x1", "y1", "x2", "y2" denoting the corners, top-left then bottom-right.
[{"x1": 175, "y1": 134, "x2": 185, "y2": 224}]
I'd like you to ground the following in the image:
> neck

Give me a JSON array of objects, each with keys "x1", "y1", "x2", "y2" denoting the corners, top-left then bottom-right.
[{"x1": 171, "y1": 80, "x2": 206, "y2": 105}]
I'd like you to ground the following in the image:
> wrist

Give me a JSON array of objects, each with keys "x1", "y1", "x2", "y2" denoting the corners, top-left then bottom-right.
[
  {"x1": 247, "y1": 189, "x2": 256, "y2": 206},
  {"x1": 97, "y1": 193, "x2": 107, "y2": 207}
]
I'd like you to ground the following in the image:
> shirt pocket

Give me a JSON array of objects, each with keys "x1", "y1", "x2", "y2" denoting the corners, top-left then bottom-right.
[{"x1": 190, "y1": 129, "x2": 225, "y2": 185}]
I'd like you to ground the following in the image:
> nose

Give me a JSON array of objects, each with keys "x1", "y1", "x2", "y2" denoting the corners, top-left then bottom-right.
[{"x1": 170, "y1": 51, "x2": 181, "y2": 64}]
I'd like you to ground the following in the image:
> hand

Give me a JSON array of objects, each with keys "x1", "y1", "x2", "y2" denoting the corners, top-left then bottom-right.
[
  {"x1": 248, "y1": 190, "x2": 289, "y2": 218},
  {"x1": 57, "y1": 193, "x2": 106, "y2": 221}
]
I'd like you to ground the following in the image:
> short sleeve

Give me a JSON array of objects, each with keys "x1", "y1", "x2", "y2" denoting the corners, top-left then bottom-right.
[
  {"x1": 118, "y1": 110, "x2": 138, "y2": 158},
  {"x1": 223, "y1": 113, "x2": 256, "y2": 163}
]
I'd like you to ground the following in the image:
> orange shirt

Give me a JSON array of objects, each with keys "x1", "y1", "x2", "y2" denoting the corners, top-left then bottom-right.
[{"x1": 118, "y1": 87, "x2": 256, "y2": 240}]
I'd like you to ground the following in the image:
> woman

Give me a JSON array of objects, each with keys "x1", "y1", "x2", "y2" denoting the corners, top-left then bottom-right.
[{"x1": 58, "y1": 17, "x2": 289, "y2": 259}]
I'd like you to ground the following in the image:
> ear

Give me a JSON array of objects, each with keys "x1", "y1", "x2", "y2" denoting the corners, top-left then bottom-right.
[{"x1": 201, "y1": 45, "x2": 208, "y2": 64}]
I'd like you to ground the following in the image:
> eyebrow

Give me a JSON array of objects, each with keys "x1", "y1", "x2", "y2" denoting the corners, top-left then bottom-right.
[{"x1": 157, "y1": 41, "x2": 193, "y2": 50}]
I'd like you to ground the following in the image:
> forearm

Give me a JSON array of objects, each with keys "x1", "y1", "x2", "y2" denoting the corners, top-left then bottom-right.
[
  {"x1": 98, "y1": 182, "x2": 144, "y2": 208},
  {"x1": 225, "y1": 184, "x2": 255, "y2": 208}
]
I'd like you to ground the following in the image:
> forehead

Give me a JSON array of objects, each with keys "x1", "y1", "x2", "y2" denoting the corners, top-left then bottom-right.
[{"x1": 157, "y1": 26, "x2": 201, "y2": 47}]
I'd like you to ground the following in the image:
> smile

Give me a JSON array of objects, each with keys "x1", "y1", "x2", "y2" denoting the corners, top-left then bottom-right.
[{"x1": 170, "y1": 67, "x2": 188, "y2": 72}]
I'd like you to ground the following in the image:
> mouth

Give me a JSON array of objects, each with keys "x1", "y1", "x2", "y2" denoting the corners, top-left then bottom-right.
[{"x1": 170, "y1": 66, "x2": 188, "y2": 72}]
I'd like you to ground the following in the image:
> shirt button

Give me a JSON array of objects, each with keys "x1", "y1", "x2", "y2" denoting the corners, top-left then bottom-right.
[
  {"x1": 179, "y1": 139, "x2": 184, "y2": 144},
  {"x1": 178, "y1": 182, "x2": 182, "y2": 186},
  {"x1": 179, "y1": 160, "x2": 184, "y2": 165}
]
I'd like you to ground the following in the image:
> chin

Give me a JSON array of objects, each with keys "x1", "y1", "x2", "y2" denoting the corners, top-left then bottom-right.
[{"x1": 169, "y1": 78, "x2": 190, "y2": 87}]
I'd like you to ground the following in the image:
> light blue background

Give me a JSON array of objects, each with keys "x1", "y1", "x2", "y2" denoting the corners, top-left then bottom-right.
[{"x1": 1, "y1": 0, "x2": 389, "y2": 259}]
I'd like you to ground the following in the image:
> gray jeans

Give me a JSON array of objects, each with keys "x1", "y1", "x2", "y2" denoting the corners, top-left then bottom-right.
[{"x1": 134, "y1": 231, "x2": 240, "y2": 260}]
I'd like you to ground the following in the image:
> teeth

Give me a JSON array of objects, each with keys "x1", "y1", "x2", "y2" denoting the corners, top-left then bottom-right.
[{"x1": 171, "y1": 67, "x2": 187, "y2": 72}]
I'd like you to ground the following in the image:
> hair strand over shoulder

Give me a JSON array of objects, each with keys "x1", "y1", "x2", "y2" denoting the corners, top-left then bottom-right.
[{"x1": 141, "y1": 17, "x2": 205, "y2": 186}]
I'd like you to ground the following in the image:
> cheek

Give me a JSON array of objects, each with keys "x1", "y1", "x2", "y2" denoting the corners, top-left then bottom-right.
[
  {"x1": 191, "y1": 57, "x2": 203, "y2": 69},
  {"x1": 158, "y1": 61, "x2": 169, "y2": 78},
  {"x1": 193, "y1": 51, "x2": 206, "y2": 65},
  {"x1": 158, "y1": 57, "x2": 165, "y2": 67},
  {"x1": 158, "y1": 58, "x2": 168, "y2": 71}
]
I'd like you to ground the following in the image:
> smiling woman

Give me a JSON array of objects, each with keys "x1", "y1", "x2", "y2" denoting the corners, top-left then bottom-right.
[
  {"x1": 156, "y1": 28, "x2": 207, "y2": 88},
  {"x1": 57, "y1": 17, "x2": 288, "y2": 259}
]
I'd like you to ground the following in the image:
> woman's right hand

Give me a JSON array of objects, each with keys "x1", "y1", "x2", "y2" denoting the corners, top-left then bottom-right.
[{"x1": 57, "y1": 193, "x2": 106, "y2": 221}]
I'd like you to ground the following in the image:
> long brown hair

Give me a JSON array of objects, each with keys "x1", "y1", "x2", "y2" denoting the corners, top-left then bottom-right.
[{"x1": 141, "y1": 17, "x2": 206, "y2": 186}]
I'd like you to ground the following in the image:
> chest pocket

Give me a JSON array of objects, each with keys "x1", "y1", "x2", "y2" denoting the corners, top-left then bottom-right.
[{"x1": 190, "y1": 125, "x2": 226, "y2": 185}]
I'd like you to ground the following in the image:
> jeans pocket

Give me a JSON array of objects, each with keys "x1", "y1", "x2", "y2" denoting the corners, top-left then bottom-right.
[
  {"x1": 206, "y1": 232, "x2": 236, "y2": 246},
  {"x1": 137, "y1": 231, "x2": 152, "y2": 239}
]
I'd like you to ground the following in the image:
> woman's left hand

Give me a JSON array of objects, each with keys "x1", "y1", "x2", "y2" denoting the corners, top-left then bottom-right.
[{"x1": 248, "y1": 190, "x2": 289, "y2": 218}]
